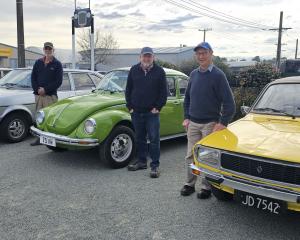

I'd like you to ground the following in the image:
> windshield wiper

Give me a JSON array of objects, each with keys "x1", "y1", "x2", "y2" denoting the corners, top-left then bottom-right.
[
  {"x1": 253, "y1": 107, "x2": 296, "y2": 118},
  {"x1": 0, "y1": 83, "x2": 17, "y2": 87}
]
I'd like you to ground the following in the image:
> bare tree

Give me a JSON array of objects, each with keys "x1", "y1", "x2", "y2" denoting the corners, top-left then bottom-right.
[{"x1": 77, "y1": 29, "x2": 118, "y2": 65}]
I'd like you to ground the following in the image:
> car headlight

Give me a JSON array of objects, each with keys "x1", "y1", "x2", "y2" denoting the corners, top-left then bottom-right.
[
  {"x1": 194, "y1": 145, "x2": 221, "y2": 168},
  {"x1": 84, "y1": 118, "x2": 96, "y2": 134},
  {"x1": 36, "y1": 110, "x2": 45, "y2": 124}
]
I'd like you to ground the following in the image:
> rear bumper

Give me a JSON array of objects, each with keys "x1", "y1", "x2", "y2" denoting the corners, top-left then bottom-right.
[
  {"x1": 30, "y1": 126, "x2": 99, "y2": 147},
  {"x1": 190, "y1": 164, "x2": 300, "y2": 203}
]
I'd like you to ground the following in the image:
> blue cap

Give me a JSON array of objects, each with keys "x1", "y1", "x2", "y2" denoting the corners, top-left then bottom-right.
[
  {"x1": 141, "y1": 47, "x2": 154, "y2": 55},
  {"x1": 194, "y1": 42, "x2": 213, "y2": 52}
]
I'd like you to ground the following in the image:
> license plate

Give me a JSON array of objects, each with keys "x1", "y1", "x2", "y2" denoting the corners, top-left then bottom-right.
[
  {"x1": 234, "y1": 190, "x2": 286, "y2": 214},
  {"x1": 40, "y1": 135, "x2": 56, "y2": 147}
]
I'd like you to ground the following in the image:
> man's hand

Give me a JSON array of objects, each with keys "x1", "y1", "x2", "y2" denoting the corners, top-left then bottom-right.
[
  {"x1": 151, "y1": 108, "x2": 159, "y2": 114},
  {"x1": 38, "y1": 87, "x2": 46, "y2": 96},
  {"x1": 182, "y1": 119, "x2": 190, "y2": 130},
  {"x1": 213, "y1": 123, "x2": 226, "y2": 132},
  {"x1": 129, "y1": 109, "x2": 134, "y2": 113}
]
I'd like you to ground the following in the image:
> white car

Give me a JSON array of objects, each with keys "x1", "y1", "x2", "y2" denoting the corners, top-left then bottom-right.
[{"x1": 0, "y1": 68, "x2": 103, "y2": 143}]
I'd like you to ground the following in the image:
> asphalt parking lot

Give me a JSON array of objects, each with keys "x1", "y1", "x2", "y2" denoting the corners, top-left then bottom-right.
[{"x1": 0, "y1": 136, "x2": 300, "y2": 240}]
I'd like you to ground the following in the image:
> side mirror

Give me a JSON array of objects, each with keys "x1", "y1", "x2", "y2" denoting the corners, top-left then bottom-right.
[{"x1": 241, "y1": 106, "x2": 250, "y2": 116}]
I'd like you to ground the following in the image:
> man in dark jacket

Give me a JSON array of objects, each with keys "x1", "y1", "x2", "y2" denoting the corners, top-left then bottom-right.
[
  {"x1": 125, "y1": 47, "x2": 167, "y2": 178},
  {"x1": 180, "y1": 42, "x2": 236, "y2": 199},
  {"x1": 30, "y1": 42, "x2": 63, "y2": 146}
]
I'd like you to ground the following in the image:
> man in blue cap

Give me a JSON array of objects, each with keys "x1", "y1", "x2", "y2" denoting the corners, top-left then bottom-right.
[
  {"x1": 125, "y1": 47, "x2": 168, "y2": 178},
  {"x1": 180, "y1": 42, "x2": 235, "y2": 199}
]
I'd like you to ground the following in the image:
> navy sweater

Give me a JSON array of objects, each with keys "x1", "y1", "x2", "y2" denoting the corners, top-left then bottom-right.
[
  {"x1": 125, "y1": 63, "x2": 168, "y2": 112},
  {"x1": 184, "y1": 66, "x2": 235, "y2": 126},
  {"x1": 31, "y1": 57, "x2": 63, "y2": 96}
]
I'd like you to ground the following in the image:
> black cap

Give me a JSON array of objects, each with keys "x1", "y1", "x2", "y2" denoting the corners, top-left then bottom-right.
[
  {"x1": 44, "y1": 42, "x2": 54, "y2": 49},
  {"x1": 141, "y1": 47, "x2": 154, "y2": 55}
]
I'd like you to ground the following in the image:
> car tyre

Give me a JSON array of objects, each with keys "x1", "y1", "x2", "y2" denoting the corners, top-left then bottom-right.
[
  {"x1": 99, "y1": 125, "x2": 135, "y2": 168},
  {"x1": 211, "y1": 185, "x2": 233, "y2": 201},
  {"x1": 0, "y1": 112, "x2": 30, "y2": 143}
]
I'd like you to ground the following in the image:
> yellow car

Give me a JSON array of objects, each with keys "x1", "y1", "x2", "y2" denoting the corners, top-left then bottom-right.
[{"x1": 190, "y1": 77, "x2": 300, "y2": 214}]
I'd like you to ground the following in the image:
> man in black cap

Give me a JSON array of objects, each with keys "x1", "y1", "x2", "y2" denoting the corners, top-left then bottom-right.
[
  {"x1": 180, "y1": 42, "x2": 235, "y2": 198},
  {"x1": 125, "y1": 47, "x2": 168, "y2": 178},
  {"x1": 30, "y1": 42, "x2": 63, "y2": 146}
]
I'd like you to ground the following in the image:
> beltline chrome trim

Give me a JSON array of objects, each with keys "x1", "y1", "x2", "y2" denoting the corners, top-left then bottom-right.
[
  {"x1": 30, "y1": 126, "x2": 99, "y2": 147},
  {"x1": 160, "y1": 133, "x2": 186, "y2": 141},
  {"x1": 190, "y1": 164, "x2": 300, "y2": 203}
]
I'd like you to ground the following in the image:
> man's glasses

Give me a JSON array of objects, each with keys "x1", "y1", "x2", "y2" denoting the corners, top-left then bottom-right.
[{"x1": 44, "y1": 47, "x2": 53, "y2": 51}]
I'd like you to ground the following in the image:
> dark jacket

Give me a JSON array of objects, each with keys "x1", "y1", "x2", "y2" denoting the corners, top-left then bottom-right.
[
  {"x1": 125, "y1": 63, "x2": 168, "y2": 112},
  {"x1": 31, "y1": 57, "x2": 63, "y2": 96},
  {"x1": 184, "y1": 66, "x2": 236, "y2": 126}
]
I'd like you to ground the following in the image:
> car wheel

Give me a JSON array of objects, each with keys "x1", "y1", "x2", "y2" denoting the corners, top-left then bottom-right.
[
  {"x1": 99, "y1": 125, "x2": 135, "y2": 168},
  {"x1": 211, "y1": 185, "x2": 233, "y2": 201},
  {"x1": 0, "y1": 112, "x2": 30, "y2": 143},
  {"x1": 46, "y1": 146, "x2": 67, "y2": 152}
]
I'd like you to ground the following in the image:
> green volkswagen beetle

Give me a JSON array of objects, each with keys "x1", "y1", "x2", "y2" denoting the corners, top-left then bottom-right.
[{"x1": 30, "y1": 67, "x2": 188, "y2": 168}]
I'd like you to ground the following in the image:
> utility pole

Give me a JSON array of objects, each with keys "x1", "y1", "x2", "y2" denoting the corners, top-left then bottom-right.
[
  {"x1": 269, "y1": 11, "x2": 292, "y2": 70},
  {"x1": 16, "y1": 0, "x2": 25, "y2": 67},
  {"x1": 198, "y1": 28, "x2": 212, "y2": 42},
  {"x1": 295, "y1": 39, "x2": 298, "y2": 59}
]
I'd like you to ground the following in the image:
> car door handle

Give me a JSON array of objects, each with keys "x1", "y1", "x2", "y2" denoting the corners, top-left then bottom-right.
[{"x1": 173, "y1": 101, "x2": 181, "y2": 105}]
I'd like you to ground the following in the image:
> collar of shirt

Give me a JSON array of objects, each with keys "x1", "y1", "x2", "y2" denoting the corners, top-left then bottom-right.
[
  {"x1": 140, "y1": 63, "x2": 154, "y2": 75},
  {"x1": 43, "y1": 56, "x2": 54, "y2": 65},
  {"x1": 198, "y1": 64, "x2": 214, "y2": 73}
]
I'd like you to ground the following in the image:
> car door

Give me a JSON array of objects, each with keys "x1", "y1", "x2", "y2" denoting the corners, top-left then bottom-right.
[
  {"x1": 160, "y1": 76, "x2": 186, "y2": 137},
  {"x1": 57, "y1": 72, "x2": 75, "y2": 100},
  {"x1": 71, "y1": 72, "x2": 96, "y2": 96}
]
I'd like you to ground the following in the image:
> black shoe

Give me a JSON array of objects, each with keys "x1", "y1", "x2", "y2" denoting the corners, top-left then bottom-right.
[
  {"x1": 150, "y1": 167, "x2": 160, "y2": 178},
  {"x1": 180, "y1": 185, "x2": 195, "y2": 196},
  {"x1": 128, "y1": 162, "x2": 147, "y2": 171},
  {"x1": 197, "y1": 189, "x2": 212, "y2": 199},
  {"x1": 30, "y1": 139, "x2": 41, "y2": 146}
]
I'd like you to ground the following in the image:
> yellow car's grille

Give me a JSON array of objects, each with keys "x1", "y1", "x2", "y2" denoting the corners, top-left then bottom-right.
[{"x1": 221, "y1": 153, "x2": 300, "y2": 185}]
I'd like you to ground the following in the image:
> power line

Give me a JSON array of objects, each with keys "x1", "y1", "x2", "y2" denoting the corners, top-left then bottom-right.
[
  {"x1": 162, "y1": 0, "x2": 272, "y2": 30},
  {"x1": 186, "y1": 0, "x2": 275, "y2": 29}
]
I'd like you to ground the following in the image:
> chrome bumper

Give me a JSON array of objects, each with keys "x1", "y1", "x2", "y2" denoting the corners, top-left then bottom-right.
[
  {"x1": 190, "y1": 164, "x2": 300, "y2": 203},
  {"x1": 30, "y1": 126, "x2": 99, "y2": 147}
]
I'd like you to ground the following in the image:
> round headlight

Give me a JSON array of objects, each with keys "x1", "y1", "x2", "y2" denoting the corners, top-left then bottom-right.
[
  {"x1": 36, "y1": 110, "x2": 45, "y2": 124},
  {"x1": 84, "y1": 118, "x2": 96, "y2": 134}
]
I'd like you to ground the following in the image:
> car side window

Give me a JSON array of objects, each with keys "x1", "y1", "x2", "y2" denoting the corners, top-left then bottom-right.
[
  {"x1": 178, "y1": 77, "x2": 189, "y2": 96},
  {"x1": 58, "y1": 73, "x2": 71, "y2": 91},
  {"x1": 89, "y1": 74, "x2": 102, "y2": 86},
  {"x1": 72, "y1": 73, "x2": 95, "y2": 90},
  {"x1": 167, "y1": 77, "x2": 176, "y2": 97}
]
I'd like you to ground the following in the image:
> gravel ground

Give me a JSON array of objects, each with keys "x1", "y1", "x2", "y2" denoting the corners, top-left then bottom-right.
[{"x1": 0, "y1": 136, "x2": 299, "y2": 240}]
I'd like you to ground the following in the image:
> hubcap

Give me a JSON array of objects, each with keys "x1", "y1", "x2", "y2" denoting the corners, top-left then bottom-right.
[
  {"x1": 110, "y1": 133, "x2": 133, "y2": 162},
  {"x1": 8, "y1": 118, "x2": 25, "y2": 139}
]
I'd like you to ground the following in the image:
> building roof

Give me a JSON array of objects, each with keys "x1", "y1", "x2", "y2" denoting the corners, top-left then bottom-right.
[
  {"x1": 227, "y1": 61, "x2": 257, "y2": 68},
  {"x1": 94, "y1": 47, "x2": 194, "y2": 55},
  {"x1": 0, "y1": 42, "x2": 43, "y2": 56}
]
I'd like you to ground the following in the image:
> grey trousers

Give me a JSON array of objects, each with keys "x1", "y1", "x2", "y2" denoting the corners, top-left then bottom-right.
[{"x1": 185, "y1": 121, "x2": 216, "y2": 190}]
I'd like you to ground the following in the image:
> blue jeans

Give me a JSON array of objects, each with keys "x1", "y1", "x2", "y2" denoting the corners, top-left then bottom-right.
[{"x1": 131, "y1": 112, "x2": 160, "y2": 168}]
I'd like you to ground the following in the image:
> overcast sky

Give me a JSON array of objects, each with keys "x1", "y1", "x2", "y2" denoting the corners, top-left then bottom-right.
[{"x1": 0, "y1": 0, "x2": 299, "y2": 59}]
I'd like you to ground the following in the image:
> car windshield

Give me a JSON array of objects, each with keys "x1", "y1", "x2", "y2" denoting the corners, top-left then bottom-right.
[
  {"x1": 253, "y1": 83, "x2": 300, "y2": 117},
  {"x1": 0, "y1": 69, "x2": 32, "y2": 89},
  {"x1": 96, "y1": 70, "x2": 128, "y2": 93}
]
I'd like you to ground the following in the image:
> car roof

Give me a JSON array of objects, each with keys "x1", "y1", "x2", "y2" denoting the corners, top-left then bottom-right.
[
  {"x1": 271, "y1": 76, "x2": 300, "y2": 84},
  {"x1": 113, "y1": 67, "x2": 188, "y2": 77},
  {"x1": 10, "y1": 68, "x2": 100, "y2": 74}
]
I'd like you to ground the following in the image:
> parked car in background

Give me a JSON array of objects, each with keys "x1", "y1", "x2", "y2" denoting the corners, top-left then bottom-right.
[
  {"x1": 31, "y1": 67, "x2": 189, "y2": 168},
  {"x1": 0, "y1": 68, "x2": 12, "y2": 78},
  {"x1": 0, "y1": 68, "x2": 103, "y2": 143},
  {"x1": 190, "y1": 77, "x2": 300, "y2": 214}
]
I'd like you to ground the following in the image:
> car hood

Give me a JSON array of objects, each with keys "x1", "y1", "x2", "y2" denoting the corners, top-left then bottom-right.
[
  {"x1": 43, "y1": 92, "x2": 125, "y2": 135},
  {"x1": 0, "y1": 88, "x2": 33, "y2": 106},
  {"x1": 200, "y1": 113, "x2": 300, "y2": 163}
]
